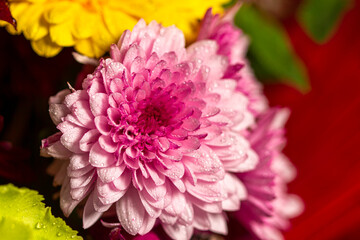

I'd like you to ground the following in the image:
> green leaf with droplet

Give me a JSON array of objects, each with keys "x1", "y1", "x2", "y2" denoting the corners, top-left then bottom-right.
[
  {"x1": 298, "y1": 0, "x2": 352, "y2": 43},
  {"x1": 235, "y1": 4, "x2": 309, "y2": 91},
  {"x1": 0, "y1": 184, "x2": 82, "y2": 240}
]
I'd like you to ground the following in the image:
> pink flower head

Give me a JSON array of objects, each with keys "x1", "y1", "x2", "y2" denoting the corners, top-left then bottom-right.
[
  {"x1": 198, "y1": 8, "x2": 303, "y2": 239},
  {"x1": 235, "y1": 108, "x2": 303, "y2": 240},
  {"x1": 41, "y1": 19, "x2": 258, "y2": 239},
  {"x1": 198, "y1": 7, "x2": 268, "y2": 116}
]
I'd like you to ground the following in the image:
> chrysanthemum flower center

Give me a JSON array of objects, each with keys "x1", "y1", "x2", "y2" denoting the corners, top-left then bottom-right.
[{"x1": 107, "y1": 85, "x2": 187, "y2": 156}]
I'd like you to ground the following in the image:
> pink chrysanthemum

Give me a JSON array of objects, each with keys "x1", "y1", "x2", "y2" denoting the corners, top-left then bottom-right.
[
  {"x1": 235, "y1": 109, "x2": 303, "y2": 240},
  {"x1": 197, "y1": 8, "x2": 303, "y2": 239},
  {"x1": 198, "y1": 7, "x2": 268, "y2": 116},
  {"x1": 41, "y1": 18, "x2": 259, "y2": 239}
]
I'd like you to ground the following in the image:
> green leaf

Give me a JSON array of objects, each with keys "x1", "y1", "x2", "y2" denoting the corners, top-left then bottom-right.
[
  {"x1": 235, "y1": 4, "x2": 309, "y2": 91},
  {"x1": 0, "y1": 184, "x2": 82, "y2": 240},
  {"x1": 298, "y1": 0, "x2": 352, "y2": 43}
]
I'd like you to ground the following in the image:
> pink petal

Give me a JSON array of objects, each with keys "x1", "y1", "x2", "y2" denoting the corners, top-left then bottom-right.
[
  {"x1": 72, "y1": 100, "x2": 95, "y2": 128},
  {"x1": 97, "y1": 179, "x2": 122, "y2": 198},
  {"x1": 154, "y1": 160, "x2": 184, "y2": 179},
  {"x1": 97, "y1": 164, "x2": 126, "y2": 183},
  {"x1": 94, "y1": 115, "x2": 111, "y2": 135},
  {"x1": 87, "y1": 78, "x2": 106, "y2": 96},
  {"x1": 79, "y1": 129, "x2": 100, "y2": 152},
  {"x1": 64, "y1": 90, "x2": 88, "y2": 109},
  {"x1": 49, "y1": 89, "x2": 71, "y2": 104},
  {"x1": 186, "y1": 40, "x2": 218, "y2": 61},
  {"x1": 138, "y1": 214, "x2": 156, "y2": 235},
  {"x1": 202, "y1": 106, "x2": 220, "y2": 118},
  {"x1": 67, "y1": 164, "x2": 93, "y2": 178},
  {"x1": 152, "y1": 25, "x2": 185, "y2": 58},
  {"x1": 145, "y1": 163, "x2": 165, "y2": 186},
  {"x1": 193, "y1": 207, "x2": 211, "y2": 230},
  {"x1": 139, "y1": 191, "x2": 162, "y2": 218},
  {"x1": 143, "y1": 179, "x2": 167, "y2": 201},
  {"x1": 169, "y1": 128, "x2": 188, "y2": 140},
  {"x1": 90, "y1": 93, "x2": 109, "y2": 117},
  {"x1": 70, "y1": 180, "x2": 94, "y2": 201},
  {"x1": 183, "y1": 146, "x2": 223, "y2": 175},
  {"x1": 170, "y1": 178, "x2": 186, "y2": 193},
  {"x1": 159, "y1": 211, "x2": 177, "y2": 225},
  {"x1": 155, "y1": 137, "x2": 170, "y2": 152},
  {"x1": 158, "y1": 149, "x2": 182, "y2": 161},
  {"x1": 124, "y1": 153, "x2": 140, "y2": 169},
  {"x1": 162, "y1": 223, "x2": 193, "y2": 240},
  {"x1": 140, "y1": 189, "x2": 166, "y2": 209},
  {"x1": 130, "y1": 56, "x2": 146, "y2": 74},
  {"x1": 164, "y1": 190, "x2": 186, "y2": 216},
  {"x1": 138, "y1": 161, "x2": 149, "y2": 178},
  {"x1": 222, "y1": 173, "x2": 247, "y2": 211},
  {"x1": 208, "y1": 213, "x2": 228, "y2": 235},
  {"x1": 188, "y1": 195, "x2": 222, "y2": 213},
  {"x1": 41, "y1": 133, "x2": 72, "y2": 159},
  {"x1": 102, "y1": 59, "x2": 127, "y2": 83},
  {"x1": 116, "y1": 187, "x2": 145, "y2": 235},
  {"x1": 132, "y1": 169, "x2": 144, "y2": 190},
  {"x1": 178, "y1": 201, "x2": 194, "y2": 225},
  {"x1": 49, "y1": 103, "x2": 70, "y2": 125},
  {"x1": 89, "y1": 142, "x2": 116, "y2": 167},
  {"x1": 93, "y1": 191, "x2": 112, "y2": 212},
  {"x1": 181, "y1": 117, "x2": 200, "y2": 131},
  {"x1": 68, "y1": 154, "x2": 90, "y2": 171},
  {"x1": 113, "y1": 169, "x2": 132, "y2": 191},
  {"x1": 70, "y1": 170, "x2": 95, "y2": 189},
  {"x1": 83, "y1": 192, "x2": 103, "y2": 228},
  {"x1": 109, "y1": 78, "x2": 124, "y2": 94},
  {"x1": 109, "y1": 92, "x2": 125, "y2": 108},
  {"x1": 60, "y1": 177, "x2": 83, "y2": 217},
  {"x1": 185, "y1": 180, "x2": 223, "y2": 203},
  {"x1": 99, "y1": 135, "x2": 118, "y2": 153},
  {"x1": 123, "y1": 44, "x2": 145, "y2": 69},
  {"x1": 110, "y1": 44, "x2": 121, "y2": 62},
  {"x1": 179, "y1": 136, "x2": 200, "y2": 151},
  {"x1": 107, "y1": 108, "x2": 122, "y2": 125},
  {"x1": 58, "y1": 121, "x2": 87, "y2": 153}
]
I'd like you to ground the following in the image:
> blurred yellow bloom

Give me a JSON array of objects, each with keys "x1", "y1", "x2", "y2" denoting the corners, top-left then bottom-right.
[{"x1": 0, "y1": 0, "x2": 227, "y2": 58}]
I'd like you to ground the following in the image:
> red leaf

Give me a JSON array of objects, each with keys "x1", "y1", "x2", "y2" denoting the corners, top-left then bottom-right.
[{"x1": 0, "y1": 0, "x2": 16, "y2": 30}]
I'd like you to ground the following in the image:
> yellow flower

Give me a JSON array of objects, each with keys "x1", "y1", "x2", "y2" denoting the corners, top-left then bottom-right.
[{"x1": 0, "y1": 0, "x2": 228, "y2": 58}]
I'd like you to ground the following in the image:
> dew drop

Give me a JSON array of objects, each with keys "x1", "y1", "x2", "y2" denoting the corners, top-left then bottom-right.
[
  {"x1": 56, "y1": 232, "x2": 62, "y2": 237},
  {"x1": 35, "y1": 222, "x2": 43, "y2": 229}
]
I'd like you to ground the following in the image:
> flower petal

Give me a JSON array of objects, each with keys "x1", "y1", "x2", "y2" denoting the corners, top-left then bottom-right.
[
  {"x1": 89, "y1": 142, "x2": 116, "y2": 167},
  {"x1": 116, "y1": 187, "x2": 145, "y2": 235},
  {"x1": 83, "y1": 192, "x2": 103, "y2": 229}
]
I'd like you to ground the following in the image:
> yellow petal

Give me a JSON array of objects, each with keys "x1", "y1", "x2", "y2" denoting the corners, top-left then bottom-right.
[
  {"x1": 91, "y1": 19, "x2": 116, "y2": 51},
  {"x1": 0, "y1": 21, "x2": 19, "y2": 35},
  {"x1": 103, "y1": 7, "x2": 137, "y2": 39},
  {"x1": 49, "y1": 20, "x2": 75, "y2": 46},
  {"x1": 71, "y1": 9, "x2": 96, "y2": 39},
  {"x1": 8, "y1": 2, "x2": 29, "y2": 33},
  {"x1": 31, "y1": 34, "x2": 62, "y2": 57},
  {"x1": 43, "y1": 2, "x2": 77, "y2": 24},
  {"x1": 75, "y1": 38, "x2": 105, "y2": 58},
  {"x1": 22, "y1": 5, "x2": 48, "y2": 41}
]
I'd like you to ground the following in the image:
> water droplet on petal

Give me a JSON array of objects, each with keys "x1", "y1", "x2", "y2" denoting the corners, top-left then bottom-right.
[{"x1": 35, "y1": 222, "x2": 43, "y2": 229}]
